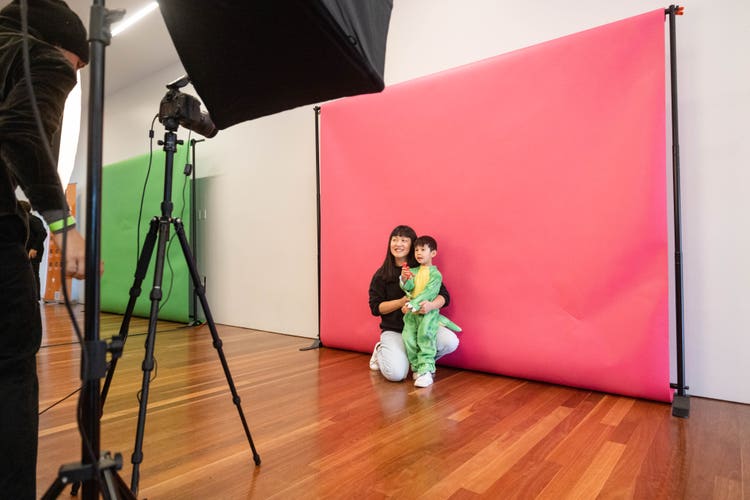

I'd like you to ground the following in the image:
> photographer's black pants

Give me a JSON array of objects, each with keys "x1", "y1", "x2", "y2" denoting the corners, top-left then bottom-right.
[{"x1": 0, "y1": 215, "x2": 41, "y2": 499}]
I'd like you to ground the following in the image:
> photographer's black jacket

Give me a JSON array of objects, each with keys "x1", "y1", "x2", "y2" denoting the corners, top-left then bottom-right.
[{"x1": 0, "y1": 15, "x2": 77, "y2": 231}]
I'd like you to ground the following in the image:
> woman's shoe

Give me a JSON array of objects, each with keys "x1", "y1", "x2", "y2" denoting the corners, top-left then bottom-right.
[{"x1": 369, "y1": 342, "x2": 381, "y2": 370}]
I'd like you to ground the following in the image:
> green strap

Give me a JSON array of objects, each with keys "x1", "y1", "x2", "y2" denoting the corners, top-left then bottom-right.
[{"x1": 48, "y1": 215, "x2": 77, "y2": 233}]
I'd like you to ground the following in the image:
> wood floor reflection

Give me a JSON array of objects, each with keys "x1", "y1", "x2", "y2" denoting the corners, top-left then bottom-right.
[{"x1": 36, "y1": 304, "x2": 749, "y2": 499}]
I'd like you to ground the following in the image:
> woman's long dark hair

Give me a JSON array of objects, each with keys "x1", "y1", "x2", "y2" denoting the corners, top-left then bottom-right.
[{"x1": 375, "y1": 225, "x2": 418, "y2": 281}]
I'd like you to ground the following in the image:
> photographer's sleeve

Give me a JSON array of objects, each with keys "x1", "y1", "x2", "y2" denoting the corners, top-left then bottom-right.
[{"x1": 0, "y1": 45, "x2": 77, "y2": 230}]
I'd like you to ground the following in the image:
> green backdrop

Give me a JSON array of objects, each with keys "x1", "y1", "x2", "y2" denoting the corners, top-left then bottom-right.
[{"x1": 101, "y1": 147, "x2": 192, "y2": 322}]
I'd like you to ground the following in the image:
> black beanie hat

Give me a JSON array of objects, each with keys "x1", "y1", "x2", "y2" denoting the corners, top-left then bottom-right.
[{"x1": 0, "y1": 0, "x2": 89, "y2": 64}]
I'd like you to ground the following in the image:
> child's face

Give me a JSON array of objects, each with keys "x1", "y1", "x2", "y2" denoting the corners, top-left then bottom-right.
[{"x1": 414, "y1": 244, "x2": 436, "y2": 265}]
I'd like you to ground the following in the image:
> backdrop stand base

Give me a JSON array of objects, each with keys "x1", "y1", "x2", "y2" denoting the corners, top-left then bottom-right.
[
  {"x1": 300, "y1": 338, "x2": 322, "y2": 351},
  {"x1": 671, "y1": 393, "x2": 691, "y2": 418},
  {"x1": 41, "y1": 452, "x2": 135, "y2": 499}
]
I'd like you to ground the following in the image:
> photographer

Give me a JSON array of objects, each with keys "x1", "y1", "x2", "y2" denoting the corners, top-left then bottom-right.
[{"x1": 0, "y1": 1, "x2": 88, "y2": 497}]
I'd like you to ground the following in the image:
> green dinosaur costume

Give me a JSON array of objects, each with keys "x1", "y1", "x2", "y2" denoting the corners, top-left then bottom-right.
[{"x1": 401, "y1": 265, "x2": 461, "y2": 374}]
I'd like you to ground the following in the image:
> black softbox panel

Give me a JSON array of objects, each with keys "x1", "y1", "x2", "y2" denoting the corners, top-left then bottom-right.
[{"x1": 158, "y1": 0, "x2": 393, "y2": 130}]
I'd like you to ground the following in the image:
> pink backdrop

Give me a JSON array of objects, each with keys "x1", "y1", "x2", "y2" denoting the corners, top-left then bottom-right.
[{"x1": 320, "y1": 10, "x2": 670, "y2": 402}]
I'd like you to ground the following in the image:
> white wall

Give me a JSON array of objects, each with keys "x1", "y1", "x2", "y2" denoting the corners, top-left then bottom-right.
[{"x1": 73, "y1": 0, "x2": 749, "y2": 403}]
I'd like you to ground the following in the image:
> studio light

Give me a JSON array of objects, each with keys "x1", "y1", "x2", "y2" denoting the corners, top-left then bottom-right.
[{"x1": 158, "y1": 0, "x2": 393, "y2": 128}]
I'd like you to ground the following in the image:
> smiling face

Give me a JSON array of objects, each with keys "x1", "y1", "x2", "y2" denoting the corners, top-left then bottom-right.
[{"x1": 390, "y1": 235, "x2": 412, "y2": 265}]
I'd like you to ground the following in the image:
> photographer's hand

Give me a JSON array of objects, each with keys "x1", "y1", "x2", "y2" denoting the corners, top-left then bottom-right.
[{"x1": 52, "y1": 229, "x2": 86, "y2": 279}]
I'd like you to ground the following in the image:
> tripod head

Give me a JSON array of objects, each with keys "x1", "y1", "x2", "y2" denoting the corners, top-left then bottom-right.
[{"x1": 158, "y1": 77, "x2": 218, "y2": 137}]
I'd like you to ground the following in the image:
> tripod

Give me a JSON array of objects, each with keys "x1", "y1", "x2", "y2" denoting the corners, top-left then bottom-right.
[{"x1": 99, "y1": 118, "x2": 261, "y2": 496}]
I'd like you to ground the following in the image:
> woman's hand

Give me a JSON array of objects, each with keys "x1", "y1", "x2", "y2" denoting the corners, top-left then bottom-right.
[
  {"x1": 380, "y1": 295, "x2": 410, "y2": 315},
  {"x1": 400, "y1": 296, "x2": 413, "y2": 314}
]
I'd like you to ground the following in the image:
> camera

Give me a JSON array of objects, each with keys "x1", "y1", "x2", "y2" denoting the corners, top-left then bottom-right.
[{"x1": 158, "y1": 77, "x2": 218, "y2": 138}]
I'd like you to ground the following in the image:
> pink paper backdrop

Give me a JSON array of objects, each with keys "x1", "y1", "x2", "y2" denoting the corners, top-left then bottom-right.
[{"x1": 320, "y1": 10, "x2": 670, "y2": 401}]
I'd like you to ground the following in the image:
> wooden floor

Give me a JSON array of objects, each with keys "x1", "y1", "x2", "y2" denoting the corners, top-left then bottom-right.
[{"x1": 36, "y1": 304, "x2": 749, "y2": 499}]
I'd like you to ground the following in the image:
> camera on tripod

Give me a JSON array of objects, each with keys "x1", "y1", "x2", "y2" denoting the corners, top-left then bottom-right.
[{"x1": 158, "y1": 76, "x2": 218, "y2": 138}]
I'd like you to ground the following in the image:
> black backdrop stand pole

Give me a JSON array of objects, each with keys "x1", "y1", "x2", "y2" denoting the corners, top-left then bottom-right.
[
  {"x1": 666, "y1": 5, "x2": 690, "y2": 418},
  {"x1": 301, "y1": 106, "x2": 323, "y2": 351},
  {"x1": 187, "y1": 138, "x2": 204, "y2": 326},
  {"x1": 41, "y1": 2, "x2": 134, "y2": 499}
]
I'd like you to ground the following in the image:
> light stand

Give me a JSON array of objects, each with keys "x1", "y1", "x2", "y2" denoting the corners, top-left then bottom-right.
[{"x1": 42, "y1": 2, "x2": 134, "y2": 499}]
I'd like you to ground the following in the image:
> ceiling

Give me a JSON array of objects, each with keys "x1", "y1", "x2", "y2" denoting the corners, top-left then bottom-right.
[{"x1": 66, "y1": 0, "x2": 181, "y2": 95}]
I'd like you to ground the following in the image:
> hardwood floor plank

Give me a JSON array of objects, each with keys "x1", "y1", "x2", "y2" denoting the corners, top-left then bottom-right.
[
  {"x1": 544, "y1": 395, "x2": 617, "y2": 466},
  {"x1": 465, "y1": 406, "x2": 573, "y2": 493},
  {"x1": 597, "y1": 400, "x2": 669, "y2": 498},
  {"x1": 34, "y1": 305, "x2": 750, "y2": 499},
  {"x1": 420, "y1": 386, "x2": 578, "y2": 498},
  {"x1": 565, "y1": 440, "x2": 626, "y2": 498},
  {"x1": 633, "y1": 409, "x2": 689, "y2": 499},
  {"x1": 600, "y1": 396, "x2": 636, "y2": 427},
  {"x1": 534, "y1": 422, "x2": 613, "y2": 499},
  {"x1": 714, "y1": 476, "x2": 742, "y2": 500},
  {"x1": 479, "y1": 392, "x2": 607, "y2": 497},
  {"x1": 483, "y1": 459, "x2": 563, "y2": 500}
]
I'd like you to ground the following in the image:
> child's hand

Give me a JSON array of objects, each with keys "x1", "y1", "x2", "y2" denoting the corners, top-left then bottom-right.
[
  {"x1": 416, "y1": 300, "x2": 437, "y2": 314},
  {"x1": 400, "y1": 262, "x2": 412, "y2": 281},
  {"x1": 401, "y1": 298, "x2": 416, "y2": 315}
]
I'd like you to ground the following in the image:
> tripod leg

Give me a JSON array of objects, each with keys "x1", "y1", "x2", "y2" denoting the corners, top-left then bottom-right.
[
  {"x1": 40, "y1": 477, "x2": 67, "y2": 500},
  {"x1": 173, "y1": 219, "x2": 262, "y2": 465},
  {"x1": 130, "y1": 216, "x2": 172, "y2": 495},
  {"x1": 100, "y1": 217, "x2": 160, "y2": 413},
  {"x1": 99, "y1": 452, "x2": 136, "y2": 500}
]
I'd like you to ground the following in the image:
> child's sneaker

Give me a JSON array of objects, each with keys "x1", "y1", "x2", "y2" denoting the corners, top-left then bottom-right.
[{"x1": 414, "y1": 372, "x2": 434, "y2": 388}]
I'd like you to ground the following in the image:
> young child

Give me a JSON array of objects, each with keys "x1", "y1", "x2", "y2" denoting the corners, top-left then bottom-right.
[{"x1": 400, "y1": 235, "x2": 460, "y2": 387}]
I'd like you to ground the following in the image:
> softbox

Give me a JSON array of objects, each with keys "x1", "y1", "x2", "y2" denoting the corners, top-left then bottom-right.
[{"x1": 158, "y1": 0, "x2": 393, "y2": 130}]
